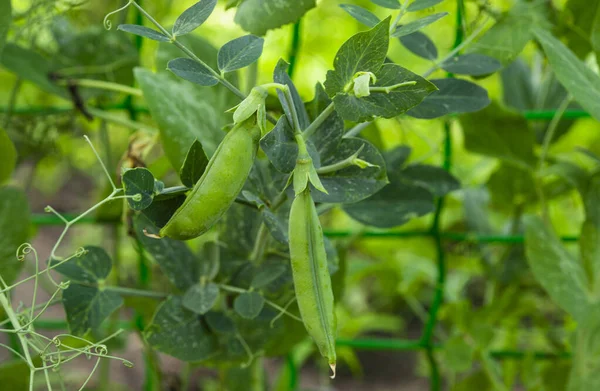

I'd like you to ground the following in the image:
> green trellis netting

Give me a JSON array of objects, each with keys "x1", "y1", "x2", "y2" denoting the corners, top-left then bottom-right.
[{"x1": 4, "y1": 1, "x2": 588, "y2": 390}]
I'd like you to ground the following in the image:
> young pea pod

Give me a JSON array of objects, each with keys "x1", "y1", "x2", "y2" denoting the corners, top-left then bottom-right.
[
  {"x1": 160, "y1": 122, "x2": 261, "y2": 240},
  {"x1": 288, "y1": 188, "x2": 337, "y2": 377}
]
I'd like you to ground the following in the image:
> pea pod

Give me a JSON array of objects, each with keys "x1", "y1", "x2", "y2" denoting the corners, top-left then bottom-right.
[
  {"x1": 160, "y1": 122, "x2": 260, "y2": 240},
  {"x1": 288, "y1": 188, "x2": 337, "y2": 377}
]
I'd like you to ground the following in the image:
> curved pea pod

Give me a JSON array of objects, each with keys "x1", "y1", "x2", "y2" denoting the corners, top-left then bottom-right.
[
  {"x1": 159, "y1": 123, "x2": 261, "y2": 240},
  {"x1": 288, "y1": 188, "x2": 337, "y2": 377}
]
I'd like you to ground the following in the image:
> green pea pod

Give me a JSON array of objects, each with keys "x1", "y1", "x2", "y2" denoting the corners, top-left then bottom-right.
[
  {"x1": 160, "y1": 122, "x2": 260, "y2": 240},
  {"x1": 288, "y1": 188, "x2": 337, "y2": 378}
]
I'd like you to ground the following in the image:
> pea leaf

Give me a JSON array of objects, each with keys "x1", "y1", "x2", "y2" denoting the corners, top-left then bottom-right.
[
  {"x1": 580, "y1": 176, "x2": 600, "y2": 294},
  {"x1": 442, "y1": 336, "x2": 474, "y2": 372},
  {"x1": 167, "y1": 58, "x2": 219, "y2": 86},
  {"x1": 0, "y1": 187, "x2": 30, "y2": 285},
  {"x1": 180, "y1": 140, "x2": 209, "y2": 188},
  {"x1": 274, "y1": 59, "x2": 310, "y2": 130},
  {"x1": 312, "y1": 138, "x2": 388, "y2": 204},
  {"x1": 339, "y1": 4, "x2": 380, "y2": 27},
  {"x1": 369, "y1": 0, "x2": 400, "y2": 9},
  {"x1": 262, "y1": 208, "x2": 289, "y2": 244},
  {"x1": 117, "y1": 24, "x2": 170, "y2": 42},
  {"x1": 524, "y1": 216, "x2": 590, "y2": 322},
  {"x1": 260, "y1": 117, "x2": 298, "y2": 173},
  {"x1": 391, "y1": 13, "x2": 448, "y2": 38},
  {"x1": 134, "y1": 214, "x2": 199, "y2": 291},
  {"x1": 407, "y1": 0, "x2": 444, "y2": 12},
  {"x1": 218, "y1": 35, "x2": 264, "y2": 73},
  {"x1": 0, "y1": 0, "x2": 10, "y2": 60},
  {"x1": 122, "y1": 168, "x2": 155, "y2": 211},
  {"x1": 487, "y1": 164, "x2": 537, "y2": 209},
  {"x1": 441, "y1": 54, "x2": 502, "y2": 76},
  {"x1": 500, "y1": 59, "x2": 535, "y2": 111},
  {"x1": 400, "y1": 164, "x2": 460, "y2": 196},
  {"x1": 183, "y1": 282, "x2": 220, "y2": 314},
  {"x1": 0, "y1": 128, "x2": 16, "y2": 185},
  {"x1": 469, "y1": 0, "x2": 550, "y2": 64},
  {"x1": 135, "y1": 67, "x2": 226, "y2": 169},
  {"x1": 251, "y1": 264, "x2": 287, "y2": 288},
  {"x1": 333, "y1": 63, "x2": 436, "y2": 122},
  {"x1": 534, "y1": 28, "x2": 600, "y2": 122},
  {"x1": 459, "y1": 102, "x2": 535, "y2": 168},
  {"x1": 141, "y1": 195, "x2": 186, "y2": 229},
  {"x1": 145, "y1": 296, "x2": 219, "y2": 361},
  {"x1": 400, "y1": 31, "x2": 438, "y2": 60},
  {"x1": 407, "y1": 78, "x2": 490, "y2": 119},
  {"x1": 172, "y1": 0, "x2": 217, "y2": 37},
  {"x1": 324, "y1": 18, "x2": 390, "y2": 96},
  {"x1": 62, "y1": 284, "x2": 123, "y2": 336},
  {"x1": 51, "y1": 246, "x2": 112, "y2": 284},
  {"x1": 306, "y1": 83, "x2": 344, "y2": 159},
  {"x1": 205, "y1": 311, "x2": 236, "y2": 334},
  {"x1": 568, "y1": 311, "x2": 600, "y2": 391},
  {"x1": 234, "y1": 292, "x2": 265, "y2": 319},
  {"x1": 235, "y1": 0, "x2": 316, "y2": 36}
]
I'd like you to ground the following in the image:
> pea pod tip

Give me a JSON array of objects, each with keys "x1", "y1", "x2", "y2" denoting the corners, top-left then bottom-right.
[
  {"x1": 142, "y1": 229, "x2": 162, "y2": 240},
  {"x1": 329, "y1": 362, "x2": 336, "y2": 379}
]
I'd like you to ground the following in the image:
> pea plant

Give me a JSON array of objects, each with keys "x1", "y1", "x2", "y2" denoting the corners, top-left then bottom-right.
[{"x1": 3, "y1": 0, "x2": 600, "y2": 389}]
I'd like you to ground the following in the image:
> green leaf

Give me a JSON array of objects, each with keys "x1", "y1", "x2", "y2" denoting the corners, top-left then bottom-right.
[
  {"x1": 117, "y1": 24, "x2": 170, "y2": 42},
  {"x1": 251, "y1": 264, "x2": 287, "y2": 289},
  {"x1": 524, "y1": 216, "x2": 590, "y2": 321},
  {"x1": 205, "y1": 311, "x2": 236, "y2": 334},
  {"x1": 469, "y1": 0, "x2": 549, "y2": 65},
  {"x1": 145, "y1": 296, "x2": 218, "y2": 361},
  {"x1": 0, "y1": 359, "x2": 37, "y2": 390},
  {"x1": 141, "y1": 195, "x2": 186, "y2": 229},
  {"x1": 339, "y1": 4, "x2": 380, "y2": 27},
  {"x1": 500, "y1": 59, "x2": 535, "y2": 111},
  {"x1": 561, "y1": 0, "x2": 600, "y2": 58},
  {"x1": 274, "y1": 59, "x2": 311, "y2": 130},
  {"x1": 0, "y1": 0, "x2": 10, "y2": 60},
  {"x1": 0, "y1": 128, "x2": 16, "y2": 185},
  {"x1": 441, "y1": 54, "x2": 502, "y2": 76},
  {"x1": 183, "y1": 282, "x2": 220, "y2": 314},
  {"x1": 459, "y1": 102, "x2": 535, "y2": 168},
  {"x1": 134, "y1": 214, "x2": 199, "y2": 291},
  {"x1": 52, "y1": 246, "x2": 112, "y2": 284},
  {"x1": 235, "y1": 0, "x2": 316, "y2": 36},
  {"x1": 391, "y1": 13, "x2": 448, "y2": 38},
  {"x1": 262, "y1": 208, "x2": 289, "y2": 244},
  {"x1": 407, "y1": 78, "x2": 490, "y2": 119},
  {"x1": 0, "y1": 187, "x2": 30, "y2": 285},
  {"x1": 442, "y1": 335, "x2": 474, "y2": 372},
  {"x1": 399, "y1": 31, "x2": 438, "y2": 60},
  {"x1": 234, "y1": 292, "x2": 265, "y2": 319},
  {"x1": 580, "y1": 176, "x2": 600, "y2": 296},
  {"x1": 534, "y1": 28, "x2": 600, "y2": 122},
  {"x1": 400, "y1": 164, "x2": 460, "y2": 196},
  {"x1": 312, "y1": 138, "x2": 388, "y2": 204},
  {"x1": 260, "y1": 117, "x2": 297, "y2": 173},
  {"x1": 333, "y1": 63, "x2": 436, "y2": 122},
  {"x1": 218, "y1": 35, "x2": 264, "y2": 73},
  {"x1": 173, "y1": 0, "x2": 217, "y2": 37},
  {"x1": 180, "y1": 140, "x2": 209, "y2": 188},
  {"x1": 122, "y1": 168, "x2": 155, "y2": 211},
  {"x1": 487, "y1": 164, "x2": 537, "y2": 209},
  {"x1": 135, "y1": 67, "x2": 226, "y2": 169},
  {"x1": 62, "y1": 284, "x2": 123, "y2": 336},
  {"x1": 567, "y1": 311, "x2": 600, "y2": 391},
  {"x1": 0, "y1": 44, "x2": 65, "y2": 97},
  {"x1": 407, "y1": 0, "x2": 444, "y2": 12},
  {"x1": 369, "y1": 0, "x2": 400, "y2": 9},
  {"x1": 167, "y1": 57, "x2": 219, "y2": 86},
  {"x1": 324, "y1": 18, "x2": 390, "y2": 96},
  {"x1": 306, "y1": 83, "x2": 345, "y2": 159}
]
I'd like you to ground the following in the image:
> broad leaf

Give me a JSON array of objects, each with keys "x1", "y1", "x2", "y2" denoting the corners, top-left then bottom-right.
[
  {"x1": 117, "y1": 24, "x2": 170, "y2": 42},
  {"x1": 487, "y1": 164, "x2": 537, "y2": 209},
  {"x1": 180, "y1": 140, "x2": 209, "y2": 188},
  {"x1": 0, "y1": 0, "x2": 10, "y2": 60},
  {"x1": 141, "y1": 196, "x2": 186, "y2": 229},
  {"x1": 167, "y1": 58, "x2": 219, "y2": 86},
  {"x1": 340, "y1": 4, "x2": 380, "y2": 27},
  {"x1": 563, "y1": 0, "x2": 600, "y2": 58},
  {"x1": 135, "y1": 68, "x2": 227, "y2": 169},
  {"x1": 218, "y1": 35, "x2": 264, "y2": 73},
  {"x1": 391, "y1": 13, "x2": 448, "y2": 38},
  {"x1": 235, "y1": 0, "x2": 316, "y2": 36},
  {"x1": 567, "y1": 310, "x2": 600, "y2": 391},
  {"x1": 145, "y1": 296, "x2": 218, "y2": 361},
  {"x1": 122, "y1": 168, "x2": 155, "y2": 211},
  {"x1": 370, "y1": 0, "x2": 400, "y2": 8},
  {"x1": 306, "y1": 83, "x2": 345, "y2": 159},
  {"x1": 500, "y1": 59, "x2": 535, "y2": 111},
  {"x1": 251, "y1": 264, "x2": 287, "y2": 288},
  {"x1": 407, "y1": 78, "x2": 490, "y2": 119},
  {"x1": 172, "y1": 0, "x2": 217, "y2": 37},
  {"x1": 400, "y1": 31, "x2": 438, "y2": 60},
  {"x1": 441, "y1": 54, "x2": 502, "y2": 76},
  {"x1": 534, "y1": 28, "x2": 600, "y2": 122},
  {"x1": 524, "y1": 216, "x2": 590, "y2": 322},
  {"x1": 134, "y1": 214, "x2": 199, "y2": 291},
  {"x1": 183, "y1": 282, "x2": 220, "y2": 314},
  {"x1": 0, "y1": 128, "x2": 16, "y2": 185},
  {"x1": 0, "y1": 187, "x2": 30, "y2": 285},
  {"x1": 52, "y1": 246, "x2": 112, "y2": 284},
  {"x1": 324, "y1": 18, "x2": 390, "y2": 96},
  {"x1": 260, "y1": 117, "x2": 298, "y2": 173},
  {"x1": 262, "y1": 208, "x2": 289, "y2": 244},
  {"x1": 407, "y1": 0, "x2": 444, "y2": 12},
  {"x1": 62, "y1": 284, "x2": 123, "y2": 336},
  {"x1": 400, "y1": 164, "x2": 460, "y2": 196},
  {"x1": 205, "y1": 311, "x2": 236, "y2": 334},
  {"x1": 234, "y1": 292, "x2": 265, "y2": 319}
]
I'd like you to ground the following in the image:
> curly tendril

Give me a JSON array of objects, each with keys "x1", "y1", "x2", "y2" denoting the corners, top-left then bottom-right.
[
  {"x1": 103, "y1": 0, "x2": 133, "y2": 30},
  {"x1": 16, "y1": 243, "x2": 35, "y2": 262}
]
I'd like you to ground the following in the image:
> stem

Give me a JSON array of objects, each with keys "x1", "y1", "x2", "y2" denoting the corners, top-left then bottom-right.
[
  {"x1": 249, "y1": 223, "x2": 270, "y2": 264},
  {"x1": 2, "y1": 78, "x2": 23, "y2": 128},
  {"x1": 302, "y1": 102, "x2": 335, "y2": 139},
  {"x1": 390, "y1": 0, "x2": 410, "y2": 34},
  {"x1": 288, "y1": 20, "x2": 302, "y2": 78},
  {"x1": 283, "y1": 86, "x2": 303, "y2": 133},
  {"x1": 369, "y1": 81, "x2": 416, "y2": 93},
  {"x1": 539, "y1": 96, "x2": 571, "y2": 171},
  {"x1": 106, "y1": 286, "x2": 168, "y2": 299},
  {"x1": 316, "y1": 148, "x2": 362, "y2": 174},
  {"x1": 59, "y1": 79, "x2": 142, "y2": 97},
  {"x1": 87, "y1": 108, "x2": 158, "y2": 133},
  {"x1": 343, "y1": 122, "x2": 370, "y2": 139},
  {"x1": 0, "y1": 291, "x2": 34, "y2": 368}
]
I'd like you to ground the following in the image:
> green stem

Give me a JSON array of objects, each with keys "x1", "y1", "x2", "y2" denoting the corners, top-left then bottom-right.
[
  {"x1": 302, "y1": 102, "x2": 335, "y2": 139},
  {"x1": 369, "y1": 81, "x2": 416, "y2": 93},
  {"x1": 106, "y1": 286, "x2": 168, "y2": 299},
  {"x1": 288, "y1": 20, "x2": 302, "y2": 78},
  {"x1": 60, "y1": 79, "x2": 142, "y2": 97},
  {"x1": 390, "y1": 0, "x2": 410, "y2": 34},
  {"x1": 539, "y1": 96, "x2": 571, "y2": 171},
  {"x1": 249, "y1": 223, "x2": 270, "y2": 264},
  {"x1": 87, "y1": 108, "x2": 158, "y2": 133},
  {"x1": 2, "y1": 78, "x2": 23, "y2": 128},
  {"x1": 316, "y1": 147, "x2": 363, "y2": 174}
]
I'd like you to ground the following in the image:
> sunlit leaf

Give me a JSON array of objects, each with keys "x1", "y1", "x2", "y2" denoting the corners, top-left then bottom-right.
[
  {"x1": 172, "y1": 0, "x2": 217, "y2": 37},
  {"x1": 117, "y1": 24, "x2": 170, "y2": 42}
]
